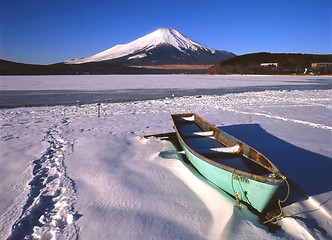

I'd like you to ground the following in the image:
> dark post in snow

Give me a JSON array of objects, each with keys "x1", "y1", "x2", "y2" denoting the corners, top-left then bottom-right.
[{"x1": 97, "y1": 103, "x2": 101, "y2": 117}]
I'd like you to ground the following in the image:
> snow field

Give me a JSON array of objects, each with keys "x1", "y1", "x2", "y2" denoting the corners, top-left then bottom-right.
[{"x1": 0, "y1": 80, "x2": 331, "y2": 239}]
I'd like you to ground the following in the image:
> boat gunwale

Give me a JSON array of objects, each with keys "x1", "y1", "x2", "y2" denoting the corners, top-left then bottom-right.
[{"x1": 171, "y1": 113, "x2": 284, "y2": 184}]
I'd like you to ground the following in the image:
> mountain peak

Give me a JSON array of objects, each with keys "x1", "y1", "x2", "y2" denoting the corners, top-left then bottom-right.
[
  {"x1": 156, "y1": 27, "x2": 174, "y2": 32},
  {"x1": 65, "y1": 28, "x2": 234, "y2": 65},
  {"x1": 140, "y1": 27, "x2": 215, "y2": 52},
  {"x1": 153, "y1": 27, "x2": 182, "y2": 37}
]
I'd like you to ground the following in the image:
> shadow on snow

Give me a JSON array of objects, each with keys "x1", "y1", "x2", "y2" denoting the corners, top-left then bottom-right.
[{"x1": 219, "y1": 124, "x2": 332, "y2": 207}]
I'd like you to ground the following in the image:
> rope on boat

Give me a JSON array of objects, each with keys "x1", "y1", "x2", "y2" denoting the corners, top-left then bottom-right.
[
  {"x1": 231, "y1": 170, "x2": 241, "y2": 207},
  {"x1": 263, "y1": 175, "x2": 290, "y2": 224},
  {"x1": 231, "y1": 170, "x2": 290, "y2": 224}
]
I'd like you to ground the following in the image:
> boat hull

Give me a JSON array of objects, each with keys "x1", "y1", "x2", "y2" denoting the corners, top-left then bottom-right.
[
  {"x1": 178, "y1": 136, "x2": 280, "y2": 212},
  {"x1": 172, "y1": 113, "x2": 284, "y2": 213}
]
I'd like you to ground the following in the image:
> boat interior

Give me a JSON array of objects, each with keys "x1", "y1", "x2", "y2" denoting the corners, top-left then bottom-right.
[{"x1": 174, "y1": 116, "x2": 272, "y2": 176}]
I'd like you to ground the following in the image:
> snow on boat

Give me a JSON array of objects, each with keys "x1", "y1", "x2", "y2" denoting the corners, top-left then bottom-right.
[{"x1": 171, "y1": 113, "x2": 285, "y2": 213}]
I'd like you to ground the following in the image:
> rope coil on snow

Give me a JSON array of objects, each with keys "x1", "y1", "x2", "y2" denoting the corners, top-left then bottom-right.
[{"x1": 263, "y1": 174, "x2": 290, "y2": 224}]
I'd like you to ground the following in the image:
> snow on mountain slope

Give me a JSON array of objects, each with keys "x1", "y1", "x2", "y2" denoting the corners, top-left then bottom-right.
[{"x1": 65, "y1": 28, "x2": 233, "y2": 65}]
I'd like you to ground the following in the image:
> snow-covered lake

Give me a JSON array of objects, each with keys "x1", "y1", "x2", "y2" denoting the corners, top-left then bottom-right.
[
  {"x1": 0, "y1": 75, "x2": 331, "y2": 239},
  {"x1": 0, "y1": 75, "x2": 330, "y2": 108}
]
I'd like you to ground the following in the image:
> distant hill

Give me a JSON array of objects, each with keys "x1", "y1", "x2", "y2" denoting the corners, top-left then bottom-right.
[
  {"x1": 3, "y1": 52, "x2": 331, "y2": 76},
  {"x1": 0, "y1": 59, "x2": 207, "y2": 75},
  {"x1": 0, "y1": 60, "x2": 138, "y2": 75},
  {"x1": 208, "y1": 53, "x2": 332, "y2": 75}
]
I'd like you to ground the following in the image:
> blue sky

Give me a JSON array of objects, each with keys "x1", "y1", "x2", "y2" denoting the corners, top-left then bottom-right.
[{"x1": 0, "y1": 0, "x2": 331, "y2": 64}]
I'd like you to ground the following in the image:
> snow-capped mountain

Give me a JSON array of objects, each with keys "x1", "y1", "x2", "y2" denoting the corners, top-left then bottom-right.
[{"x1": 65, "y1": 28, "x2": 235, "y2": 65}]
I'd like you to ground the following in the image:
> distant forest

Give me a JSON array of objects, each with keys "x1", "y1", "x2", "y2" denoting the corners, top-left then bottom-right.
[{"x1": 208, "y1": 53, "x2": 332, "y2": 75}]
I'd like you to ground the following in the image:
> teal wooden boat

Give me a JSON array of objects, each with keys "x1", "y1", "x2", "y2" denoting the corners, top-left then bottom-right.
[{"x1": 171, "y1": 113, "x2": 285, "y2": 213}]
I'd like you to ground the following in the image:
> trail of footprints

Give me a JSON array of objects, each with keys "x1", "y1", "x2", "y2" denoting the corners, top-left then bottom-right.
[{"x1": 8, "y1": 119, "x2": 79, "y2": 240}]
